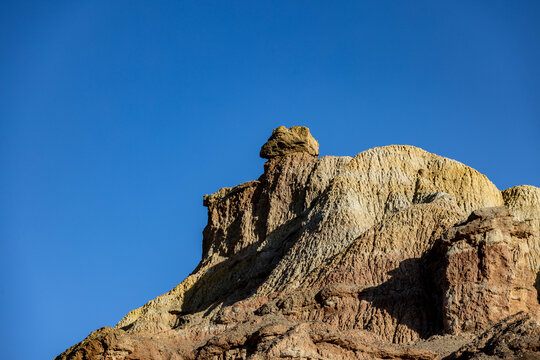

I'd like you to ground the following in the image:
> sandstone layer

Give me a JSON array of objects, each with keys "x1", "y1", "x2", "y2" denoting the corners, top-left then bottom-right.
[{"x1": 56, "y1": 126, "x2": 539, "y2": 360}]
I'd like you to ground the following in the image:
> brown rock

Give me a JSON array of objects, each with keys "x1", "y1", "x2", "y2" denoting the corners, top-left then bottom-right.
[
  {"x1": 435, "y1": 206, "x2": 539, "y2": 335},
  {"x1": 447, "y1": 312, "x2": 540, "y2": 360},
  {"x1": 53, "y1": 327, "x2": 183, "y2": 360},
  {"x1": 503, "y1": 185, "x2": 540, "y2": 298},
  {"x1": 259, "y1": 126, "x2": 319, "y2": 159}
]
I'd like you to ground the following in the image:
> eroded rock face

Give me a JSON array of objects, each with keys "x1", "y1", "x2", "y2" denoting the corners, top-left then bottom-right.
[
  {"x1": 259, "y1": 126, "x2": 319, "y2": 159},
  {"x1": 503, "y1": 184, "x2": 540, "y2": 295},
  {"x1": 55, "y1": 127, "x2": 539, "y2": 360},
  {"x1": 434, "y1": 207, "x2": 539, "y2": 334}
]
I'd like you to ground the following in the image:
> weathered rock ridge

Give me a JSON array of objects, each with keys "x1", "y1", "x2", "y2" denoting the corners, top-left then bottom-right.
[{"x1": 56, "y1": 126, "x2": 539, "y2": 360}]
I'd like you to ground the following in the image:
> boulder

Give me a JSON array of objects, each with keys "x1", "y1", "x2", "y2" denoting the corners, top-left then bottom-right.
[{"x1": 259, "y1": 126, "x2": 319, "y2": 159}]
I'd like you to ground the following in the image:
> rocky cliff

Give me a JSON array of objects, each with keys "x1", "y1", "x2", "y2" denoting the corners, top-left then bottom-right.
[{"x1": 56, "y1": 126, "x2": 540, "y2": 360}]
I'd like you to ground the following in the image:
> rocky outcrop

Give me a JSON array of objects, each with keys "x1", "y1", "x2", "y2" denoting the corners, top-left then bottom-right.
[
  {"x1": 502, "y1": 184, "x2": 540, "y2": 297},
  {"x1": 259, "y1": 126, "x2": 319, "y2": 159},
  {"x1": 446, "y1": 312, "x2": 540, "y2": 360},
  {"x1": 433, "y1": 207, "x2": 539, "y2": 335},
  {"x1": 56, "y1": 127, "x2": 539, "y2": 360}
]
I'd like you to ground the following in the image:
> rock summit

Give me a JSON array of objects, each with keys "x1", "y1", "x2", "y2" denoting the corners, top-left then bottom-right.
[{"x1": 260, "y1": 126, "x2": 319, "y2": 159}]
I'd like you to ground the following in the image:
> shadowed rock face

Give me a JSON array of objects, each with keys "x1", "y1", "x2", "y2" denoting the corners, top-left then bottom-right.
[{"x1": 55, "y1": 127, "x2": 539, "y2": 360}]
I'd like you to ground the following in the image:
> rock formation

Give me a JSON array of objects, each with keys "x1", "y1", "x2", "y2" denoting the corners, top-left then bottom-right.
[
  {"x1": 434, "y1": 207, "x2": 539, "y2": 335},
  {"x1": 259, "y1": 126, "x2": 319, "y2": 159},
  {"x1": 56, "y1": 126, "x2": 539, "y2": 360}
]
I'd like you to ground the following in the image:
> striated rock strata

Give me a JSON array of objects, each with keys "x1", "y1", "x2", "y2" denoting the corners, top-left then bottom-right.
[{"x1": 56, "y1": 126, "x2": 539, "y2": 360}]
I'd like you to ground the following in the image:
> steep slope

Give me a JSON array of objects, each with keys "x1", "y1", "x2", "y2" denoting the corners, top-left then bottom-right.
[{"x1": 56, "y1": 126, "x2": 539, "y2": 360}]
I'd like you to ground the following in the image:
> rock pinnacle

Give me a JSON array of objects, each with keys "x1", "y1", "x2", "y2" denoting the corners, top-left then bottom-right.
[{"x1": 260, "y1": 126, "x2": 319, "y2": 159}]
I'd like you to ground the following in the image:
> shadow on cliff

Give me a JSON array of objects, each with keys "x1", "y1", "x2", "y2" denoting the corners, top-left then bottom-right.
[
  {"x1": 355, "y1": 245, "x2": 446, "y2": 340},
  {"x1": 171, "y1": 157, "x2": 331, "y2": 325},
  {"x1": 173, "y1": 214, "x2": 307, "y2": 323},
  {"x1": 536, "y1": 271, "x2": 540, "y2": 303}
]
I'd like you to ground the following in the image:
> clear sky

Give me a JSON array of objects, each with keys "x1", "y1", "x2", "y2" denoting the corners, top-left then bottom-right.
[{"x1": 1, "y1": 1, "x2": 539, "y2": 359}]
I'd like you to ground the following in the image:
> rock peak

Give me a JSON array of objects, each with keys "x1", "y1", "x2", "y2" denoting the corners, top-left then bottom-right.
[{"x1": 260, "y1": 125, "x2": 319, "y2": 159}]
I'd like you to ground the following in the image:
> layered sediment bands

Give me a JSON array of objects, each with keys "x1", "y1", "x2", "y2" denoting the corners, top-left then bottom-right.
[
  {"x1": 296, "y1": 201, "x2": 465, "y2": 344},
  {"x1": 56, "y1": 127, "x2": 539, "y2": 360}
]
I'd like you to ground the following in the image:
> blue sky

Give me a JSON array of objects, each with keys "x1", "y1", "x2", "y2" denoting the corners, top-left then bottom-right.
[{"x1": 1, "y1": 1, "x2": 539, "y2": 359}]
